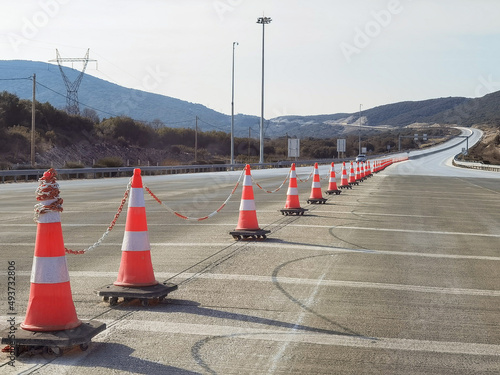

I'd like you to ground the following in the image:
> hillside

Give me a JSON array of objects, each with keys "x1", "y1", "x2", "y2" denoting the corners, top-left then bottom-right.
[
  {"x1": 1, "y1": 60, "x2": 500, "y2": 140},
  {"x1": 0, "y1": 60, "x2": 260, "y2": 136}
]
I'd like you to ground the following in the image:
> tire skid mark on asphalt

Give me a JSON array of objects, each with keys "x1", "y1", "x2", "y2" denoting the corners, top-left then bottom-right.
[
  {"x1": 267, "y1": 269, "x2": 328, "y2": 374},
  {"x1": 271, "y1": 254, "x2": 365, "y2": 338}
]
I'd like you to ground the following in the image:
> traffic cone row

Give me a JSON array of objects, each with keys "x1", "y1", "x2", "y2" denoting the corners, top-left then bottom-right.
[{"x1": 11, "y1": 156, "x2": 404, "y2": 354}]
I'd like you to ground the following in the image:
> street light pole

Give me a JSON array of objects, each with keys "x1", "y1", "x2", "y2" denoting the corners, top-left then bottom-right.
[
  {"x1": 231, "y1": 41, "x2": 238, "y2": 169},
  {"x1": 358, "y1": 103, "x2": 363, "y2": 155},
  {"x1": 31, "y1": 73, "x2": 36, "y2": 167},
  {"x1": 257, "y1": 16, "x2": 272, "y2": 165}
]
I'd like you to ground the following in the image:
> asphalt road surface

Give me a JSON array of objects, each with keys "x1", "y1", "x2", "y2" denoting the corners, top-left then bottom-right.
[{"x1": 1, "y1": 128, "x2": 499, "y2": 374}]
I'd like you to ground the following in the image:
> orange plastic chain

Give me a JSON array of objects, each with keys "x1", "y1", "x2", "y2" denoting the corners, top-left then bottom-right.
[
  {"x1": 144, "y1": 169, "x2": 244, "y2": 221},
  {"x1": 65, "y1": 181, "x2": 131, "y2": 255},
  {"x1": 251, "y1": 168, "x2": 290, "y2": 193}
]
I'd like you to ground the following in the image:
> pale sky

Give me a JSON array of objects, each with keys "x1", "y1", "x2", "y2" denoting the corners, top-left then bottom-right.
[{"x1": 1, "y1": 0, "x2": 500, "y2": 118}]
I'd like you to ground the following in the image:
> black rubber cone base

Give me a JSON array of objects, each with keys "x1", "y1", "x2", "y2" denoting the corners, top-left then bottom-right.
[
  {"x1": 229, "y1": 229, "x2": 271, "y2": 240},
  {"x1": 325, "y1": 189, "x2": 341, "y2": 195},
  {"x1": 279, "y1": 208, "x2": 308, "y2": 216},
  {"x1": 0, "y1": 320, "x2": 106, "y2": 357},
  {"x1": 338, "y1": 185, "x2": 352, "y2": 190},
  {"x1": 96, "y1": 282, "x2": 178, "y2": 306},
  {"x1": 306, "y1": 197, "x2": 328, "y2": 204}
]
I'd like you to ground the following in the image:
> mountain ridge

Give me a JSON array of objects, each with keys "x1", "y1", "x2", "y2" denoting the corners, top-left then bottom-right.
[{"x1": 1, "y1": 60, "x2": 499, "y2": 138}]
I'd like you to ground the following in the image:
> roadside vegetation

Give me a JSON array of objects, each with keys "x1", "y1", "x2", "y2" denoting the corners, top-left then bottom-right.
[{"x1": 0, "y1": 91, "x2": 465, "y2": 169}]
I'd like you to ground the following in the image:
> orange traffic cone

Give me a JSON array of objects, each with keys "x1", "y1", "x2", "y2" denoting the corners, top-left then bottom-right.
[
  {"x1": 326, "y1": 162, "x2": 341, "y2": 195},
  {"x1": 365, "y1": 161, "x2": 372, "y2": 177},
  {"x1": 348, "y1": 162, "x2": 358, "y2": 186},
  {"x1": 307, "y1": 163, "x2": 327, "y2": 204},
  {"x1": 2, "y1": 169, "x2": 107, "y2": 353},
  {"x1": 230, "y1": 165, "x2": 270, "y2": 239},
  {"x1": 114, "y1": 169, "x2": 158, "y2": 287},
  {"x1": 97, "y1": 168, "x2": 177, "y2": 306},
  {"x1": 355, "y1": 162, "x2": 362, "y2": 182},
  {"x1": 339, "y1": 162, "x2": 351, "y2": 189},
  {"x1": 280, "y1": 163, "x2": 307, "y2": 215},
  {"x1": 21, "y1": 169, "x2": 81, "y2": 332}
]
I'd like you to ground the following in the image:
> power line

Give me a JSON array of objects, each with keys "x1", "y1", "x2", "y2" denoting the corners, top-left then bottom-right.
[
  {"x1": 5, "y1": 76, "x2": 233, "y2": 135},
  {"x1": 35, "y1": 80, "x2": 117, "y2": 118},
  {"x1": 197, "y1": 117, "x2": 229, "y2": 132},
  {"x1": 35, "y1": 79, "x2": 199, "y2": 129},
  {"x1": 0, "y1": 77, "x2": 32, "y2": 81}
]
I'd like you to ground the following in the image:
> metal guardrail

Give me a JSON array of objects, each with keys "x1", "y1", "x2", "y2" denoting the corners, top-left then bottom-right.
[
  {"x1": 452, "y1": 157, "x2": 500, "y2": 172},
  {"x1": 0, "y1": 159, "x2": 348, "y2": 183},
  {"x1": 0, "y1": 153, "x2": 405, "y2": 184}
]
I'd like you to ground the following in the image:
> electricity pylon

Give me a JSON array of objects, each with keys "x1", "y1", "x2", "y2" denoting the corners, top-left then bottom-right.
[{"x1": 49, "y1": 49, "x2": 97, "y2": 115}]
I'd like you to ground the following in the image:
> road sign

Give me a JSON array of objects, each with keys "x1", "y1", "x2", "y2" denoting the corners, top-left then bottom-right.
[
  {"x1": 337, "y1": 139, "x2": 346, "y2": 153},
  {"x1": 288, "y1": 138, "x2": 300, "y2": 158}
]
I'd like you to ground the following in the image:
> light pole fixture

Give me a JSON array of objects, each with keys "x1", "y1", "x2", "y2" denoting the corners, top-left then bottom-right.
[
  {"x1": 358, "y1": 103, "x2": 363, "y2": 155},
  {"x1": 231, "y1": 41, "x2": 238, "y2": 168},
  {"x1": 257, "y1": 16, "x2": 272, "y2": 164}
]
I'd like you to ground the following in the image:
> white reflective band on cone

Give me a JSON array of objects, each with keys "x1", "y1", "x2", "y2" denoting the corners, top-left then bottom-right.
[
  {"x1": 31, "y1": 256, "x2": 70, "y2": 284},
  {"x1": 121, "y1": 231, "x2": 151, "y2": 251},
  {"x1": 290, "y1": 170, "x2": 296, "y2": 178},
  {"x1": 36, "y1": 198, "x2": 60, "y2": 223},
  {"x1": 128, "y1": 187, "x2": 146, "y2": 208},
  {"x1": 243, "y1": 175, "x2": 252, "y2": 186},
  {"x1": 239, "y1": 199, "x2": 256, "y2": 211},
  {"x1": 287, "y1": 187, "x2": 299, "y2": 196},
  {"x1": 312, "y1": 182, "x2": 321, "y2": 188},
  {"x1": 37, "y1": 211, "x2": 61, "y2": 224}
]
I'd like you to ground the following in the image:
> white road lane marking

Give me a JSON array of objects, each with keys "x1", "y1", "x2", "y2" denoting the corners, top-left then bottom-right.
[
  {"x1": 329, "y1": 225, "x2": 500, "y2": 238},
  {"x1": 3, "y1": 270, "x2": 497, "y2": 297},
  {"x1": 107, "y1": 320, "x2": 500, "y2": 357},
  {"x1": 267, "y1": 272, "x2": 327, "y2": 374},
  {"x1": 2, "y1": 242, "x2": 499, "y2": 262}
]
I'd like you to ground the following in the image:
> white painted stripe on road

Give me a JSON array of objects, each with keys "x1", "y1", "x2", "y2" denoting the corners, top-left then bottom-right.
[
  {"x1": 2, "y1": 242, "x2": 500, "y2": 262},
  {"x1": 269, "y1": 272, "x2": 326, "y2": 374},
  {"x1": 111, "y1": 320, "x2": 500, "y2": 357},
  {"x1": 250, "y1": 242, "x2": 500, "y2": 261},
  {"x1": 10, "y1": 268, "x2": 499, "y2": 297},
  {"x1": 330, "y1": 225, "x2": 500, "y2": 238}
]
